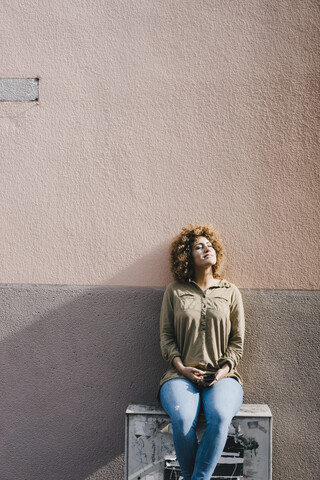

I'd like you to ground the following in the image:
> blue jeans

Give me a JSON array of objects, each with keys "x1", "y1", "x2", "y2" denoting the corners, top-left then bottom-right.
[{"x1": 160, "y1": 378, "x2": 243, "y2": 480}]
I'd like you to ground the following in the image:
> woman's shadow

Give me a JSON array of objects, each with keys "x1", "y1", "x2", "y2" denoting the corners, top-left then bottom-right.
[{"x1": 0, "y1": 247, "x2": 171, "y2": 480}]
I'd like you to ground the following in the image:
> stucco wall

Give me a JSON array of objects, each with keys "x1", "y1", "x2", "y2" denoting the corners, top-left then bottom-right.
[
  {"x1": 1, "y1": 0, "x2": 319, "y2": 288},
  {"x1": 1, "y1": 285, "x2": 319, "y2": 480},
  {"x1": 1, "y1": 2, "x2": 319, "y2": 479}
]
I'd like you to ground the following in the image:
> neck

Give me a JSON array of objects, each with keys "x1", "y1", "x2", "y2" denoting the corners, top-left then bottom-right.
[{"x1": 193, "y1": 267, "x2": 219, "y2": 290}]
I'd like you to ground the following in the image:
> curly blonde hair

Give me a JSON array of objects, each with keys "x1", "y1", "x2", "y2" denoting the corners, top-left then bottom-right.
[{"x1": 170, "y1": 223, "x2": 225, "y2": 282}]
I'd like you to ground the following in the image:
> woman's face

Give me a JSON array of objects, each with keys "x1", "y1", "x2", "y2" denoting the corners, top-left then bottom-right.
[{"x1": 192, "y1": 236, "x2": 217, "y2": 268}]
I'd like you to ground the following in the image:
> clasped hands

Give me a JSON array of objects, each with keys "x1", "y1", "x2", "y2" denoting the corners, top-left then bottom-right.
[
  {"x1": 173, "y1": 357, "x2": 230, "y2": 387},
  {"x1": 181, "y1": 364, "x2": 230, "y2": 387}
]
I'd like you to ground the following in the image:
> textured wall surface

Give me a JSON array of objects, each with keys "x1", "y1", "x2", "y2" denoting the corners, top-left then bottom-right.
[
  {"x1": 1, "y1": 284, "x2": 319, "y2": 480},
  {"x1": 1, "y1": 0, "x2": 319, "y2": 288}
]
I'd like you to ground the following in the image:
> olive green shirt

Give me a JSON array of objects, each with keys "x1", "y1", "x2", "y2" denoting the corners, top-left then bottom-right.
[{"x1": 159, "y1": 279, "x2": 245, "y2": 387}]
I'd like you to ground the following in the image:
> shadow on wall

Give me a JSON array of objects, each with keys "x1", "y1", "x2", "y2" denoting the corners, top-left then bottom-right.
[
  {"x1": 0, "y1": 285, "x2": 167, "y2": 480},
  {"x1": 1, "y1": 285, "x2": 319, "y2": 480}
]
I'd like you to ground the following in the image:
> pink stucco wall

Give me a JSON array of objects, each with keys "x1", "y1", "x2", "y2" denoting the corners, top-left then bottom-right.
[{"x1": 1, "y1": 0, "x2": 319, "y2": 289}]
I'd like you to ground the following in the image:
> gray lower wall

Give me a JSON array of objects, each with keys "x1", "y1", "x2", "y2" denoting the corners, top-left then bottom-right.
[{"x1": 0, "y1": 285, "x2": 319, "y2": 480}]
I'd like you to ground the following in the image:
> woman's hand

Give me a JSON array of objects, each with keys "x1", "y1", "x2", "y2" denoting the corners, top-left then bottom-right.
[
  {"x1": 172, "y1": 357, "x2": 207, "y2": 386},
  {"x1": 205, "y1": 363, "x2": 230, "y2": 387},
  {"x1": 181, "y1": 366, "x2": 207, "y2": 386}
]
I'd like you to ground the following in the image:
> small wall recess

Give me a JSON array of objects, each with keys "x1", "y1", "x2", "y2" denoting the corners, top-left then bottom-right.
[{"x1": 0, "y1": 78, "x2": 39, "y2": 102}]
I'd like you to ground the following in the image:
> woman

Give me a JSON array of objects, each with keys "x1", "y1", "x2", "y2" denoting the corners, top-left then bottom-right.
[{"x1": 159, "y1": 224, "x2": 245, "y2": 480}]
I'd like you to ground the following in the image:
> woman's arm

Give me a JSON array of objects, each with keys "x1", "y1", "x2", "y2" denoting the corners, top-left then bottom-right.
[
  {"x1": 159, "y1": 286, "x2": 182, "y2": 364},
  {"x1": 218, "y1": 286, "x2": 245, "y2": 371}
]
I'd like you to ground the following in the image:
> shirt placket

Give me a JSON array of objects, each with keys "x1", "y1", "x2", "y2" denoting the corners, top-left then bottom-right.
[{"x1": 200, "y1": 292, "x2": 207, "y2": 331}]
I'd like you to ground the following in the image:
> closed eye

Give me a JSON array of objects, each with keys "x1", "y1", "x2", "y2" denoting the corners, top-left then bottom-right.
[{"x1": 194, "y1": 242, "x2": 213, "y2": 249}]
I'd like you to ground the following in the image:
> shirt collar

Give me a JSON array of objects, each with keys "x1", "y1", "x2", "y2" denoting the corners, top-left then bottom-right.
[{"x1": 189, "y1": 279, "x2": 231, "y2": 289}]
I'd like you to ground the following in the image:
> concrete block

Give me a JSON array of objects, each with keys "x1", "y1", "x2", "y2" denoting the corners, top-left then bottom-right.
[{"x1": 125, "y1": 403, "x2": 272, "y2": 480}]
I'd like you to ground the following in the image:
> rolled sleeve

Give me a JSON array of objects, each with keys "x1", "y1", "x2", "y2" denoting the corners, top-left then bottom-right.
[{"x1": 160, "y1": 285, "x2": 181, "y2": 364}]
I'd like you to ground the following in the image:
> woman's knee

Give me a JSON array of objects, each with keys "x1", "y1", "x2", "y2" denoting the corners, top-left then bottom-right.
[
  {"x1": 172, "y1": 410, "x2": 198, "y2": 436},
  {"x1": 206, "y1": 409, "x2": 231, "y2": 433}
]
